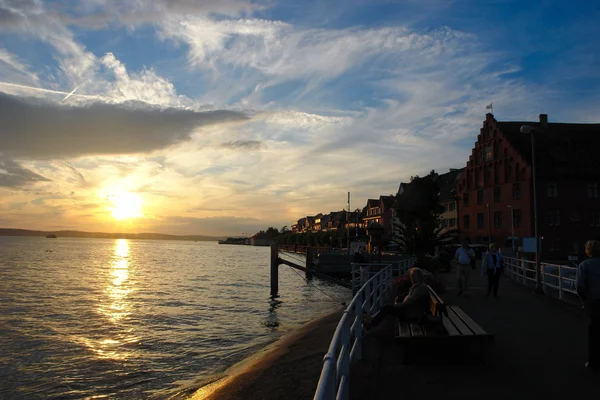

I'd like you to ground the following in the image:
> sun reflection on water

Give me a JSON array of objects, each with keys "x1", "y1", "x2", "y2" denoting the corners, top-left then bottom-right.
[{"x1": 90, "y1": 239, "x2": 139, "y2": 360}]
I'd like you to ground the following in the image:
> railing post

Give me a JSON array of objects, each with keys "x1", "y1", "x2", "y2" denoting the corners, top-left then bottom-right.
[
  {"x1": 558, "y1": 265, "x2": 563, "y2": 301},
  {"x1": 364, "y1": 282, "x2": 371, "y2": 315},
  {"x1": 339, "y1": 315, "x2": 350, "y2": 397},
  {"x1": 354, "y1": 290, "x2": 362, "y2": 361}
]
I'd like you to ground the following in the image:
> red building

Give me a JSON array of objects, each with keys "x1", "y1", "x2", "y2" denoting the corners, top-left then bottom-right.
[{"x1": 457, "y1": 113, "x2": 600, "y2": 260}]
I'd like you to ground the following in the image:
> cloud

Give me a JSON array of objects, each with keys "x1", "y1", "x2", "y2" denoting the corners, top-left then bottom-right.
[
  {"x1": 59, "y1": 0, "x2": 259, "y2": 29},
  {"x1": 0, "y1": 157, "x2": 50, "y2": 187},
  {"x1": 220, "y1": 140, "x2": 265, "y2": 151},
  {"x1": 0, "y1": 92, "x2": 249, "y2": 158}
]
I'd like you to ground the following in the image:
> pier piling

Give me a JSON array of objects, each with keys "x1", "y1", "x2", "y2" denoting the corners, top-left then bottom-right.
[{"x1": 270, "y1": 243, "x2": 279, "y2": 297}]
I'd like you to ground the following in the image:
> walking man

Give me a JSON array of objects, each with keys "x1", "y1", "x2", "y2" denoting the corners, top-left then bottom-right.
[
  {"x1": 577, "y1": 240, "x2": 600, "y2": 371},
  {"x1": 455, "y1": 240, "x2": 475, "y2": 297}
]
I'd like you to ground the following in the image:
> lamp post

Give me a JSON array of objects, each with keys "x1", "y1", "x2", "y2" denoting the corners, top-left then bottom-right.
[
  {"x1": 507, "y1": 205, "x2": 515, "y2": 257},
  {"x1": 520, "y1": 125, "x2": 541, "y2": 292}
]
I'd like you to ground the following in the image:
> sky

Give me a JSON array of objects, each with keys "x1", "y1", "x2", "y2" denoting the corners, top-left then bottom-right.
[{"x1": 1, "y1": 0, "x2": 599, "y2": 237}]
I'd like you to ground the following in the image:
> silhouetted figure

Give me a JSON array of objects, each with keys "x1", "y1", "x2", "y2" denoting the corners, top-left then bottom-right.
[
  {"x1": 577, "y1": 240, "x2": 600, "y2": 371},
  {"x1": 455, "y1": 240, "x2": 475, "y2": 296},
  {"x1": 366, "y1": 268, "x2": 430, "y2": 329},
  {"x1": 481, "y1": 243, "x2": 503, "y2": 297}
]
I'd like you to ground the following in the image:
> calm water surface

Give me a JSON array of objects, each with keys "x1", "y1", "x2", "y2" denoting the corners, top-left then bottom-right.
[{"x1": 0, "y1": 237, "x2": 350, "y2": 399}]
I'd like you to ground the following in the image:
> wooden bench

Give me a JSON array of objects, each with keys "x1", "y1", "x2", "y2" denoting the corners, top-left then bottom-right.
[{"x1": 395, "y1": 286, "x2": 493, "y2": 364}]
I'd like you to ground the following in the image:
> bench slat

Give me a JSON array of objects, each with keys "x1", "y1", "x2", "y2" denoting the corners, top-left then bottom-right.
[
  {"x1": 399, "y1": 321, "x2": 411, "y2": 337},
  {"x1": 410, "y1": 321, "x2": 424, "y2": 336},
  {"x1": 441, "y1": 314, "x2": 461, "y2": 336},
  {"x1": 446, "y1": 306, "x2": 475, "y2": 335},
  {"x1": 450, "y1": 306, "x2": 488, "y2": 335}
]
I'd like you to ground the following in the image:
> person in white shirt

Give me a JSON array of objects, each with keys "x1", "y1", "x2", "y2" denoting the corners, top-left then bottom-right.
[
  {"x1": 481, "y1": 243, "x2": 503, "y2": 297},
  {"x1": 455, "y1": 240, "x2": 475, "y2": 296}
]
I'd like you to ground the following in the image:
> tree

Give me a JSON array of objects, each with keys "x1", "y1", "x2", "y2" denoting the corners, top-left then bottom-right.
[{"x1": 393, "y1": 170, "x2": 455, "y2": 263}]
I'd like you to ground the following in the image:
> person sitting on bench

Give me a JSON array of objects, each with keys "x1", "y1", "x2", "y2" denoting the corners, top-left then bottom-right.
[{"x1": 366, "y1": 268, "x2": 431, "y2": 329}]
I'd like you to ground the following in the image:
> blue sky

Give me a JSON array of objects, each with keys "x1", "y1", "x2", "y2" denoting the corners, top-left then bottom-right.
[{"x1": 0, "y1": 0, "x2": 599, "y2": 236}]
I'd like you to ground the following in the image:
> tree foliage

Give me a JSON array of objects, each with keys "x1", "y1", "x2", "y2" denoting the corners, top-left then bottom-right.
[{"x1": 393, "y1": 170, "x2": 455, "y2": 262}]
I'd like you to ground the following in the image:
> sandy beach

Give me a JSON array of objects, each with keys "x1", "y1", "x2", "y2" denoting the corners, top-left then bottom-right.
[{"x1": 188, "y1": 308, "x2": 345, "y2": 400}]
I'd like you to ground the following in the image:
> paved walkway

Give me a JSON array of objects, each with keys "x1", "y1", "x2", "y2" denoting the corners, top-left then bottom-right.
[{"x1": 350, "y1": 271, "x2": 600, "y2": 399}]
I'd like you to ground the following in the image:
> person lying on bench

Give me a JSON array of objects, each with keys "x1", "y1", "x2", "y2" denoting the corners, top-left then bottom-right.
[{"x1": 366, "y1": 268, "x2": 431, "y2": 329}]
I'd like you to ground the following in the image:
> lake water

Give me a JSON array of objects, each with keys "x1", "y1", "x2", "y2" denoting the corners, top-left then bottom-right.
[{"x1": 0, "y1": 237, "x2": 351, "y2": 399}]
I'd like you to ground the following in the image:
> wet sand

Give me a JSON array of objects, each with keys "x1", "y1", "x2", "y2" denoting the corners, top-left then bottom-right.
[{"x1": 188, "y1": 308, "x2": 344, "y2": 400}]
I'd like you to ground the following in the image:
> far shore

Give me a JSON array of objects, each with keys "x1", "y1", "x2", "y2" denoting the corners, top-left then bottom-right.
[{"x1": 188, "y1": 308, "x2": 345, "y2": 400}]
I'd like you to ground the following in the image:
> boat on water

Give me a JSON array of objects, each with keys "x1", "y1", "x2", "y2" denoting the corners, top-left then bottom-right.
[{"x1": 46, "y1": 234, "x2": 57, "y2": 238}]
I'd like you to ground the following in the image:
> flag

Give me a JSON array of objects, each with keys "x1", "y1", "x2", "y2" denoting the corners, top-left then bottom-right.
[{"x1": 486, "y1": 103, "x2": 492, "y2": 110}]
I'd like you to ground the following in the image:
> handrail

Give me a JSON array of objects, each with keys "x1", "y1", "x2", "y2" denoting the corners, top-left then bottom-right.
[
  {"x1": 314, "y1": 257, "x2": 415, "y2": 400},
  {"x1": 503, "y1": 256, "x2": 579, "y2": 302}
]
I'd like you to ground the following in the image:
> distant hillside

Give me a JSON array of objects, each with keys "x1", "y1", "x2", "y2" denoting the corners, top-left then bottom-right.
[{"x1": 0, "y1": 228, "x2": 225, "y2": 242}]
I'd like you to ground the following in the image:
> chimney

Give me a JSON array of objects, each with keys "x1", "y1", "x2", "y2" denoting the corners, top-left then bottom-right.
[{"x1": 539, "y1": 114, "x2": 548, "y2": 129}]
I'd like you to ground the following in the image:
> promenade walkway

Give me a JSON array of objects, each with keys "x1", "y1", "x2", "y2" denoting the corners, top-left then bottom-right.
[{"x1": 350, "y1": 270, "x2": 600, "y2": 399}]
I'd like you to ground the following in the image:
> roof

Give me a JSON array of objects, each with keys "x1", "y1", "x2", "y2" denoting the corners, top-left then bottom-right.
[
  {"x1": 436, "y1": 169, "x2": 464, "y2": 202},
  {"x1": 366, "y1": 198, "x2": 379, "y2": 208},
  {"x1": 381, "y1": 195, "x2": 396, "y2": 209},
  {"x1": 496, "y1": 120, "x2": 600, "y2": 178}
]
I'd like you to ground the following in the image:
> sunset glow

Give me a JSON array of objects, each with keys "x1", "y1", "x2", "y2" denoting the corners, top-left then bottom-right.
[{"x1": 107, "y1": 192, "x2": 143, "y2": 221}]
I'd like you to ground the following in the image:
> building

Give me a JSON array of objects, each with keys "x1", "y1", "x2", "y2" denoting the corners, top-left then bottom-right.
[
  {"x1": 362, "y1": 195, "x2": 396, "y2": 241},
  {"x1": 457, "y1": 113, "x2": 600, "y2": 259},
  {"x1": 436, "y1": 168, "x2": 464, "y2": 237}
]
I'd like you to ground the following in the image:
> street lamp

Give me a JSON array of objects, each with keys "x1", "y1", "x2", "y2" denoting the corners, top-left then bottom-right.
[
  {"x1": 507, "y1": 205, "x2": 515, "y2": 257},
  {"x1": 520, "y1": 125, "x2": 541, "y2": 292}
]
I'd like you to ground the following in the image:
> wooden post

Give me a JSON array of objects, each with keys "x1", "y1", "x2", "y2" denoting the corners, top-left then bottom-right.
[
  {"x1": 271, "y1": 243, "x2": 279, "y2": 297},
  {"x1": 305, "y1": 246, "x2": 313, "y2": 279}
]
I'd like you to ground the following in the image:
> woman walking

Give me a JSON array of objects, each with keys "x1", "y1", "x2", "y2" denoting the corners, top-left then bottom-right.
[
  {"x1": 577, "y1": 240, "x2": 600, "y2": 371},
  {"x1": 481, "y1": 243, "x2": 503, "y2": 297}
]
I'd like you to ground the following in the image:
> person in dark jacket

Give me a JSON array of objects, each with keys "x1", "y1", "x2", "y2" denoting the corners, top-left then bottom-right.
[
  {"x1": 481, "y1": 243, "x2": 503, "y2": 297},
  {"x1": 577, "y1": 240, "x2": 600, "y2": 371},
  {"x1": 366, "y1": 268, "x2": 430, "y2": 329}
]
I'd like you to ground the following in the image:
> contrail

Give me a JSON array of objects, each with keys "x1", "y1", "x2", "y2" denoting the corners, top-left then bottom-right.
[
  {"x1": 0, "y1": 81, "x2": 105, "y2": 100},
  {"x1": 61, "y1": 85, "x2": 79, "y2": 102}
]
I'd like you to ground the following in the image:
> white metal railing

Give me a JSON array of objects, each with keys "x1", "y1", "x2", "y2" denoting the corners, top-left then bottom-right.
[
  {"x1": 503, "y1": 256, "x2": 579, "y2": 302},
  {"x1": 350, "y1": 258, "x2": 417, "y2": 294},
  {"x1": 314, "y1": 258, "x2": 415, "y2": 400}
]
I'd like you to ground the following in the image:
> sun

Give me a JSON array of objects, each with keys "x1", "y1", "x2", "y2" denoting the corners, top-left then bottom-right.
[{"x1": 108, "y1": 192, "x2": 144, "y2": 220}]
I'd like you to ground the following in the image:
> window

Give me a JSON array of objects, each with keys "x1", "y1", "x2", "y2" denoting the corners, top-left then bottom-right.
[
  {"x1": 494, "y1": 211, "x2": 502, "y2": 228},
  {"x1": 477, "y1": 190, "x2": 484, "y2": 204},
  {"x1": 463, "y1": 192, "x2": 469, "y2": 207},
  {"x1": 484, "y1": 165, "x2": 491, "y2": 186},
  {"x1": 463, "y1": 215, "x2": 470, "y2": 229},
  {"x1": 468, "y1": 170, "x2": 474, "y2": 189},
  {"x1": 442, "y1": 219, "x2": 448, "y2": 227},
  {"x1": 550, "y1": 236, "x2": 562, "y2": 252},
  {"x1": 494, "y1": 186, "x2": 501, "y2": 203},
  {"x1": 477, "y1": 213, "x2": 484, "y2": 229},
  {"x1": 449, "y1": 202, "x2": 456, "y2": 212},
  {"x1": 547, "y1": 182, "x2": 558, "y2": 197},
  {"x1": 484, "y1": 143, "x2": 493, "y2": 162},
  {"x1": 513, "y1": 209, "x2": 522, "y2": 227},
  {"x1": 548, "y1": 208, "x2": 560, "y2": 226},
  {"x1": 515, "y1": 163, "x2": 521, "y2": 180},
  {"x1": 505, "y1": 159, "x2": 513, "y2": 181},
  {"x1": 588, "y1": 183, "x2": 599, "y2": 198},
  {"x1": 494, "y1": 164, "x2": 501, "y2": 185},
  {"x1": 494, "y1": 141, "x2": 500, "y2": 158},
  {"x1": 513, "y1": 182, "x2": 521, "y2": 199},
  {"x1": 476, "y1": 168, "x2": 482, "y2": 188},
  {"x1": 589, "y1": 212, "x2": 600, "y2": 226},
  {"x1": 449, "y1": 218, "x2": 456, "y2": 228}
]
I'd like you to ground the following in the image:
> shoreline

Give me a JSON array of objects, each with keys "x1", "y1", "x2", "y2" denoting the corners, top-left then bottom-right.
[{"x1": 187, "y1": 307, "x2": 345, "y2": 400}]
